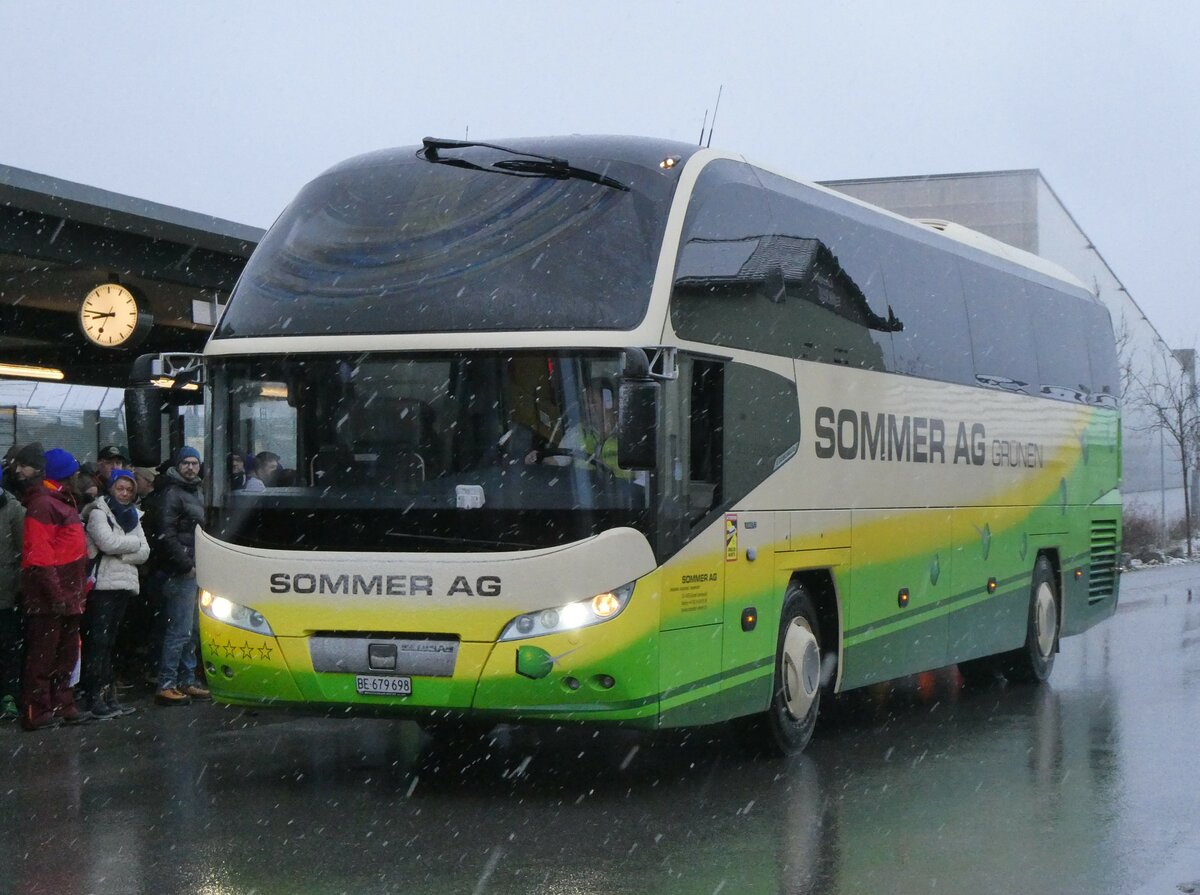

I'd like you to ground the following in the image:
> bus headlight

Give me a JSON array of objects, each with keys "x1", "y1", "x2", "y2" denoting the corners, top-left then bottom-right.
[
  {"x1": 499, "y1": 583, "x2": 635, "y2": 642},
  {"x1": 199, "y1": 589, "x2": 274, "y2": 636}
]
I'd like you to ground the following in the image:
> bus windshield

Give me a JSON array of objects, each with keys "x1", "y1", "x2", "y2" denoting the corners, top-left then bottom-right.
[
  {"x1": 207, "y1": 351, "x2": 656, "y2": 552},
  {"x1": 213, "y1": 141, "x2": 684, "y2": 338}
]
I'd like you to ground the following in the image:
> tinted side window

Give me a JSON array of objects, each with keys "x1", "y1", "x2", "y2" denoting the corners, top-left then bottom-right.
[
  {"x1": 880, "y1": 234, "x2": 974, "y2": 385},
  {"x1": 671, "y1": 162, "x2": 896, "y2": 370},
  {"x1": 1026, "y1": 284, "x2": 1093, "y2": 402},
  {"x1": 958, "y1": 259, "x2": 1039, "y2": 392},
  {"x1": 671, "y1": 160, "x2": 779, "y2": 351},
  {"x1": 685, "y1": 357, "x2": 799, "y2": 525},
  {"x1": 1082, "y1": 304, "x2": 1120, "y2": 404},
  {"x1": 723, "y1": 362, "x2": 800, "y2": 507},
  {"x1": 754, "y1": 171, "x2": 896, "y2": 370}
]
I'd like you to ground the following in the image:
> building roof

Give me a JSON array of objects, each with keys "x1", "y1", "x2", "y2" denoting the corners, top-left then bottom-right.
[
  {"x1": 0, "y1": 162, "x2": 263, "y2": 253},
  {"x1": 0, "y1": 162, "x2": 264, "y2": 386}
]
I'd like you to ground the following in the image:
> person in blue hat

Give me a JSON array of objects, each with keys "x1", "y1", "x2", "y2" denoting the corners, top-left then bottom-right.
[
  {"x1": 154, "y1": 446, "x2": 210, "y2": 706},
  {"x1": 79, "y1": 469, "x2": 150, "y2": 718}
]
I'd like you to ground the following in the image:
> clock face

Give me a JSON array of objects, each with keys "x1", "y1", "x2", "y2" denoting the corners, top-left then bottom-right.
[{"x1": 80, "y1": 284, "x2": 150, "y2": 348}]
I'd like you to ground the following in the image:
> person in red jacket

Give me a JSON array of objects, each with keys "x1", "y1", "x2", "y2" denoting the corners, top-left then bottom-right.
[{"x1": 20, "y1": 447, "x2": 92, "y2": 730}]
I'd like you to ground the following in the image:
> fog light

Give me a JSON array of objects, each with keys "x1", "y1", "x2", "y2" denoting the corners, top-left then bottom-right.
[
  {"x1": 595, "y1": 674, "x2": 615, "y2": 690},
  {"x1": 222, "y1": 665, "x2": 234, "y2": 679},
  {"x1": 564, "y1": 676, "x2": 580, "y2": 691}
]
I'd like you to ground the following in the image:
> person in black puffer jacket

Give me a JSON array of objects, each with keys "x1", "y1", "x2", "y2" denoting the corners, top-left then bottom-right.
[{"x1": 154, "y1": 447, "x2": 210, "y2": 706}]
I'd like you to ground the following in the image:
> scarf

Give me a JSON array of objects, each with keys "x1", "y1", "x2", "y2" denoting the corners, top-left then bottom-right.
[{"x1": 105, "y1": 494, "x2": 139, "y2": 533}]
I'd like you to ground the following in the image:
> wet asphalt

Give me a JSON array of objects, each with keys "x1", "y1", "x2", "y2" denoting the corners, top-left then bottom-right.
[{"x1": 2, "y1": 562, "x2": 1199, "y2": 895}]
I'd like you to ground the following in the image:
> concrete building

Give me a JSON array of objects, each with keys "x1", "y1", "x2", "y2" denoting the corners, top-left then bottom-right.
[{"x1": 824, "y1": 170, "x2": 1188, "y2": 537}]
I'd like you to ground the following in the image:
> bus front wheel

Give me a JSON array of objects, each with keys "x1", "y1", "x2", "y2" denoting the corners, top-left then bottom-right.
[
  {"x1": 1001, "y1": 556, "x2": 1059, "y2": 683},
  {"x1": 748, "y1": 586, "x2": 823, "y2": 756}
]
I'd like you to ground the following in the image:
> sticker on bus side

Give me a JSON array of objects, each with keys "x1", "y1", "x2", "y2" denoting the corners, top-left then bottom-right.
[{"x1": 725, "y1": 514, "x2": 738, "y2": 562}]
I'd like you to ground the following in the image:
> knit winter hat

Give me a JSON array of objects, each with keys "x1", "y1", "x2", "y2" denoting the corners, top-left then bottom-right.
[
  {"x1": 44, "y1": 448, "x2": 80, "y2": 482},
  {"x1": 176, "y1": 445, "x2": 202, "y2": 466},
  {"x1": 109, "y1": 468, "x2": 136, "y2": 488},
  {"x1": 12, "y1": 441, "x2": 45, "y2": 470}
]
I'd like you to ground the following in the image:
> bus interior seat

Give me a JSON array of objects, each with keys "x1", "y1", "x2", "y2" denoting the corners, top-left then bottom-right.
[
  {"x1": 308, "y1": 397, "x2": 440, "y2": 486},
  {"x1": 353, "y1": 397, "x2": 439, "y2": 483}
]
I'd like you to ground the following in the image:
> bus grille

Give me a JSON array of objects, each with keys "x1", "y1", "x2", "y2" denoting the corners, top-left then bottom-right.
[{"x1": 1089, "y1": 519, "x2": 1119, "y2": 601}]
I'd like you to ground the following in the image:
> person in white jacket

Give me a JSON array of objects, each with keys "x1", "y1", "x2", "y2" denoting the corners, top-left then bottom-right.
[{"x1": 79, "y1": 469, "x2": 150, "y2": 718}]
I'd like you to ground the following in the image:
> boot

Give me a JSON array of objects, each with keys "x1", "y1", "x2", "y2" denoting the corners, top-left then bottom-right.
[{"x1": 104, "y1": 685, "x2": 136, "y2": 717}]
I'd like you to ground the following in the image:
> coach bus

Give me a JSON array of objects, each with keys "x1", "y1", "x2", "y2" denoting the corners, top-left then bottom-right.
[{"x1": 144, "y1": 136, "x2": 1120, "y2": 754}]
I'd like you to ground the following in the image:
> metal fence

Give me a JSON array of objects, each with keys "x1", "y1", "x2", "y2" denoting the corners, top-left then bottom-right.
[{"x1": 1, "y1": 405, "x2": 128, "y2": 465}]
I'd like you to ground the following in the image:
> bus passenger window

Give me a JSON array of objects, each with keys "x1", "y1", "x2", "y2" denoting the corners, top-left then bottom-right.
[{"x1": 959, "y1": 259, "x2": 1039, "y2": 392}]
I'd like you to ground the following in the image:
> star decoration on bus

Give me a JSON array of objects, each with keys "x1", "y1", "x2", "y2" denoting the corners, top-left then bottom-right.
[{"x1": 205, "y1": 638, "x2": 273, "y2": 661}]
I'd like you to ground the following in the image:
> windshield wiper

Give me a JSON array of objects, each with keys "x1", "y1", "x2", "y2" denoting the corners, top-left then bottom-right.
[
  {"x1": 383, "y1": 529, "x2": 538, "y2": 550},
  {"x1": 420, "y1": 137, "x2": 629, "y2": 192}
]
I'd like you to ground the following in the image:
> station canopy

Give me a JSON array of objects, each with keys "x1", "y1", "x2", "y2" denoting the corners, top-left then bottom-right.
[{"x1": 0, "y1": 163, "x2": 262, "y2": 386}]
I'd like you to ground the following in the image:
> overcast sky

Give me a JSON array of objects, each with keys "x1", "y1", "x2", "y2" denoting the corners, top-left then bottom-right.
[{"x1": 2, "y1": 2, "x2": 1197, "y2": 344}]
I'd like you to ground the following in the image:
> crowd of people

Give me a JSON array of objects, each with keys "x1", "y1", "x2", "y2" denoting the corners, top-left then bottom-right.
[{"x1": 0, "y1": 441, "x2": 211, "y2": 731}]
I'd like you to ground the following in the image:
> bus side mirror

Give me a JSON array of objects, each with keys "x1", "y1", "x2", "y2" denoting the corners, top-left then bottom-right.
[
  {"x1": 617, "y1": 379, "x2": 659, "y2": 470},
  {"x1": 125, "y1": 387, "x2": 163, "y2": 467}
]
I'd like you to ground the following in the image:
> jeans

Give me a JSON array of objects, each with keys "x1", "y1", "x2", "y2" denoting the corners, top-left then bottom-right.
[{"x1": 157, "y1": 574, "x2": 200, "y2": 690}]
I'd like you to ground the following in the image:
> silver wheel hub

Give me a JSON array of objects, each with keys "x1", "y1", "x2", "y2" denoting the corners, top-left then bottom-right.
[
  {"x1": 1034, "y1": 581, "x2": 1057, "y2": 657},
  {"x1": 781, "y1": 619, "x2": 820, "y2": 720}
]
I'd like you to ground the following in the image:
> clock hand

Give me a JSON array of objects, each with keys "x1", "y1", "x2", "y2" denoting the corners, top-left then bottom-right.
[{"x1": 85, "y1": 310, "x2": 116, "y2": 318}]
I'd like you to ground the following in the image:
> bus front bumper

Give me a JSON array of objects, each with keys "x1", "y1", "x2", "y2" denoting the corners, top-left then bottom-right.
[{"x1": 198, "y1": 614, "x2": 661, "y2": 727}]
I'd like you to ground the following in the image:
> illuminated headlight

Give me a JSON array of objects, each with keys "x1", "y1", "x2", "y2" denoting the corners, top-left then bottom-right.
[
  {"x1": 499, "y1": 583, "x2": 635, "y2": 642},
  {"x1": 199, "y1": 589, "x2": 274, "y2": 636}
]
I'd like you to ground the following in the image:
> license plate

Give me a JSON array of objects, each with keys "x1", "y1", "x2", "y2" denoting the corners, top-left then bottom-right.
[{"x1": 355, "y1": 675, "x2": 412, "y2": 696}]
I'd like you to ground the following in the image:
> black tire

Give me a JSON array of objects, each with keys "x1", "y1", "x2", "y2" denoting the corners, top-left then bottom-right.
[
  {"x1": 1001, "y1": 556, "x2": 1059, "y2": 684},
  {"x1": 746, "y1": 586, "x2": 825, "y2": 756}
]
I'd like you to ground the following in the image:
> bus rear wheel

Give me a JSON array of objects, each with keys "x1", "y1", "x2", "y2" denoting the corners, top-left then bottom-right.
[
  {"x1": 1001, "y1": 556, "x2": 1059, "y2": 684},
  {"x1": 748, "y1": 586, "x2": 824, "y2": 756}
]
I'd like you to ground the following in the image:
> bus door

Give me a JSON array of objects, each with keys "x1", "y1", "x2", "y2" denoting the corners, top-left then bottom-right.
[{"x1": 656, "y1": 355, "x2": 798, "y2": 724}]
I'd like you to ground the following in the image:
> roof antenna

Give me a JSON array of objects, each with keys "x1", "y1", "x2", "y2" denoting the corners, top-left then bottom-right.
[
  {"x1": 465, "y1": 125, "x2": 469, "y2": 140},
  {"x1": 705, "y1": 85, "x2": 723, "y2": 148},
  {"x1": 698, "y1": 108, "x2": 708, "y2": 146}
]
